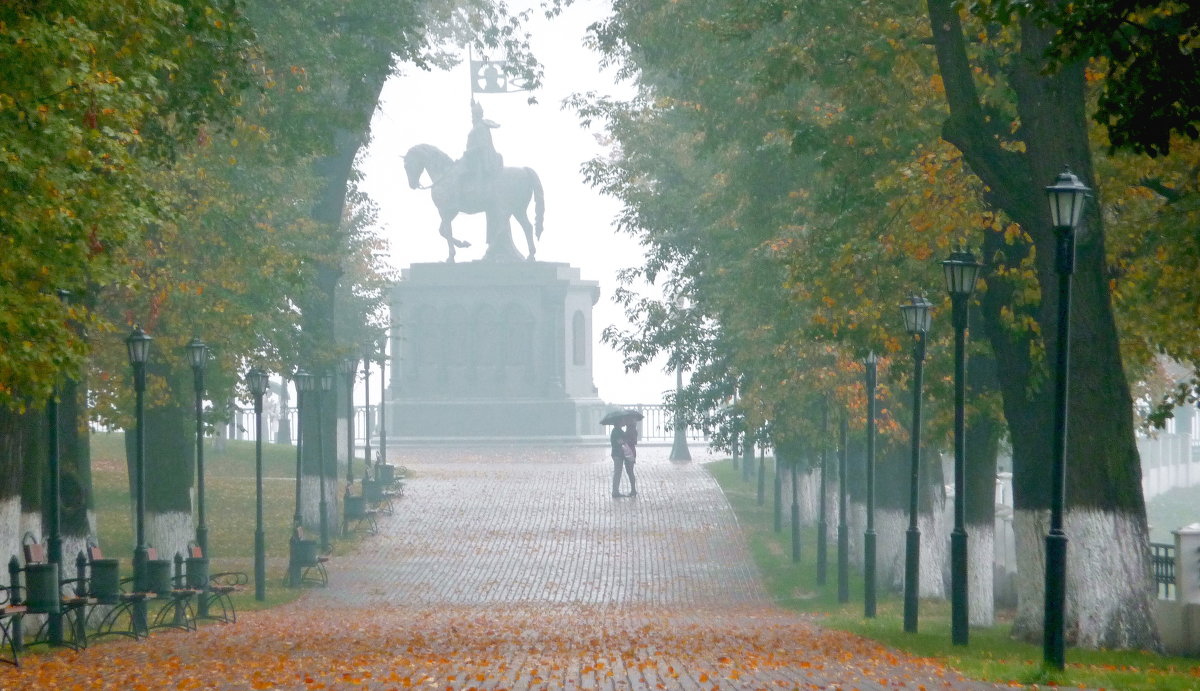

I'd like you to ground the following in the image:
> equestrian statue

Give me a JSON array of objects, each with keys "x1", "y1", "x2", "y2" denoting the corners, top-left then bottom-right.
[{"x1": 403, "y1": 101, "x2": 545, "y2": 262}]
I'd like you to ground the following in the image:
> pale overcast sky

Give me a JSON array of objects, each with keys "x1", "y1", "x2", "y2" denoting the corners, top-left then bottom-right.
[{"x1": 358, "y1": 1, "x2": 677, "y2": 405}]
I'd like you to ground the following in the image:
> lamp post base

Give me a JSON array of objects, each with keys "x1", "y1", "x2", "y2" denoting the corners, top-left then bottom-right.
[
  {"x1": 951, "y1": 528, "x2": 969, "y2": 645},
  {"x1": 1043, "y1": 530, "x2": 1069, "y2": 668},
  {"x1": 864, "y1": 529, "x2": 876, "y2": 618},
  {"x1": 903, "y1": 527, "x2": 920, "y2": 633}
]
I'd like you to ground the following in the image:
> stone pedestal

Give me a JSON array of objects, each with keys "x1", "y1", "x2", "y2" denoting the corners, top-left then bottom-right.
[{"x1": 388, "y1": 261, "x2": 604, "y2": 438}]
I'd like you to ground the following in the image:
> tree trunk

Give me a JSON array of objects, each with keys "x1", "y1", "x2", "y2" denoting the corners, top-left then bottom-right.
[
  {"x1": 0, "y1": 408, "x2": 36, "y2": 562},
  {"x1": 125, "y1": 368, "x2": 195, "y2": 561},
  {"x1": 926, "y1": 0, "x2": 1159, "y2": 649},
  {"x1": 966, "y1": 400, "x2": 1002, "y2": 626}
]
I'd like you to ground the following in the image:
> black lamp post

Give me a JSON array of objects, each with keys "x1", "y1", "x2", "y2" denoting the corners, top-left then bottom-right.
[
  {"x1": 1043, "y1": 167, "x2": 1090, "y2": 669},
  {"x1": 125, "y1": 326, "x2": 152, "y2": 605},
  {"x1": 362, "y1": 351, "x2": 372, "y2": 473},
  {"x1": 817, "y1": 397, "x2": 828, "y2": 585},
  {"x1": 317, "y1": 371, "x2": 333, "y2": 551},
  {"x1": 185, "y1": 338, "x2": 210, "y2": 558},
  {"x1": 292, "y1": 370, "x2": 311, "y2": 529},
  {"x1": 247, "y1": 367, "x2": 270, "y2": 601},
  {"x1": 340, "y1": 357, "x2": 358, "y2": 485},
  {"x1": 837, "y1": 414, "x2": 849, "y2": 603},
  {"x1": 900, "y1": 293, "x2": 931, "y2": 633},
  {"x1": 943, "y1": 246, "x2": 983, "y2": 645},
  {"x1": 863, "y1": 351, "x2": 878, "y2": 618},
  {"x1": 46, "y1": 292, "x2": 68, "y2": 645},
  {"x1": 378, "y1": 344, "x2": 387, "y2": 468}
]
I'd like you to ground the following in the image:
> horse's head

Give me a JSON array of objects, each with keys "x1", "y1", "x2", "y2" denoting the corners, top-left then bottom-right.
[
  {"x1": 402, "y1": 146, "x2": 425, "y2": 189},
  {"x1": 402, "y1": 144, "x2": 454, "y2": 190}
]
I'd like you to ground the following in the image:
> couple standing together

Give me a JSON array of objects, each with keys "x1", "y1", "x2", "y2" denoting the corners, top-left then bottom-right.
[{"x1": 610, "y1": 422, "x2": 638, "y2": 498}]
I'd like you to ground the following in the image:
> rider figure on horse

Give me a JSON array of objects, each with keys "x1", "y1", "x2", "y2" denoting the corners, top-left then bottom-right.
[{"x1": 461, "y1": 100, "x2": 503, "y2": 202}]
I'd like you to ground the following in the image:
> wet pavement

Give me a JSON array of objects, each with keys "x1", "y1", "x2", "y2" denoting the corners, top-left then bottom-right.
[{"x1": 3, "y1": 444, "x2": 1004, "y2": 689}]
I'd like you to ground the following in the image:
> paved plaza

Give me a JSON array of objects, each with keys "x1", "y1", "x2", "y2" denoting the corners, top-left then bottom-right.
[{"x1": 3, "y1": 445, "x2": 1001, "y2": 689}]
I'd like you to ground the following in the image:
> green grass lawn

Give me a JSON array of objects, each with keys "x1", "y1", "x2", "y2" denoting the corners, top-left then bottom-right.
[
  {"x1": 88, "y1": 431, "x2": 365, "y2": 614},
  {"x1": 705, "y1": 458, "x2": 1200, "y2": 690}
]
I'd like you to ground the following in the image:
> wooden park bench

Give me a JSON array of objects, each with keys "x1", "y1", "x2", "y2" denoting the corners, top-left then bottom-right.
[
  {"x1": 8, "y1": 536, "x2": 93, "y2": 650},
  {"x1": 185, "y1": 544, "x2": 247, "y2": 624},
  {"x1": 343, "y1": 485, "x2": 378, "y2": 536},
  {"x1": 0, "y1": 571, "x2": 27, "y2": 666},
  {"x1": 286, "y1": 526, "x2": 329, "y2": 588}
]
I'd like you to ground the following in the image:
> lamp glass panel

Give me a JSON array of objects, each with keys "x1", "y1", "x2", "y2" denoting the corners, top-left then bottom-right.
[
  {"x1": 247, "y1": 368, "x2": 269, "y2": 396},
  {"x1": 186, "y1": 339, "x2": 208, "y2": 369},
  {"x1": 126, "y1": 328, "x2": 152, "y2": 364}
]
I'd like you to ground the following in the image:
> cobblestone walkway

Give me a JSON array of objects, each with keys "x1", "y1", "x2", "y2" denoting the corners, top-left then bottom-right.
[
  {"x1": 3, "y1": 445, "x2": 1003, "y2": 690},
  {"x1": 331, "y1": 446, "x2": 765, "y2": 607}
]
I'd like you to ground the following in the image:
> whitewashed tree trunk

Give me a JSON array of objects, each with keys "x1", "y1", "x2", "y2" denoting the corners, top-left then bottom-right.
[
  {"x1": 969, "y1": 523, "x2": 995, "y2": 626},
  {"x1": 876, "y1": 507, "x2": 907, "y2": 591},
  {"x1": 1012, "y1": 507, "x2": 1157, "y2": 649},
  {"x1": 918, "y1": 494, "x2": 948, "y2": 599},
  {"x1": 300, "y1": 474, "x2": 340, "y2": 537},
  {"x1": 1013, "y1": 508, "x2": 1049, "y2": 638},
  {"x1": 1066, "y1": 508, "x2": 1158, "y2": 649},
  {"x1": 797, "y1": 469, "x2": 820, "y2": 523},
  {"x1": 19, "y1": 511, "x2": 41, "y2": 545},
  {"x1": 0, "y1": 498, "x2": 21, "y2": 569},
  {"x1": 849, "y1": 502, "x2": 867, "y2": 569},
  {"x1": 148, "y1": 510, "x2": 194, "y2": 562}
]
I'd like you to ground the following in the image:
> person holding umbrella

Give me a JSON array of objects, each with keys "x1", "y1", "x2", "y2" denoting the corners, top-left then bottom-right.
[{"x1": 603, "y1": 409, "x2": 643, "y2": 498}]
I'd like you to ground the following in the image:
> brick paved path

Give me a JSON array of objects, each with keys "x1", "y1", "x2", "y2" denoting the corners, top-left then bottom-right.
[
  {"x1": 331, "y1": 445, "x2": 765, "y2": 607},
  {"x1": 2, "y1": 445, "x2": 1003, "y2": 689}
]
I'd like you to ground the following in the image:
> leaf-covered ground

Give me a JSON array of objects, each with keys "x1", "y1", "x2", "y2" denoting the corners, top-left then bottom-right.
[{"x1": 4, "y1": 446, "x2": 1004, "y2": 689}]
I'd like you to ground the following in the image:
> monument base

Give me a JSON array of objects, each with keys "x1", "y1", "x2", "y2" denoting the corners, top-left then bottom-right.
[
  {"x1": 389, "y1": 260, "x2": 603, "y2": 439},
  {"x1": 390, "y1": 397, "x2": 605, "y2": 439}
]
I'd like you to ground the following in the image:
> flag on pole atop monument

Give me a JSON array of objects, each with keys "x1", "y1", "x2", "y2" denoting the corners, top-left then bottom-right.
[{"x1": 471, "y1": 59, "x2": 533, "y2": 93}]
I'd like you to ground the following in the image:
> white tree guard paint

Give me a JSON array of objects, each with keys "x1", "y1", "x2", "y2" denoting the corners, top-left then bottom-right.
[
  {"x1": 918, "y1": 500, "x2": 948, "y2": 599},
  {"x1": 0, "y1": 498, "x2": 21, "y2": 570},
  {"x1": 849, "y1": 502, "x2": 866, "y2": 569},
  {"x1": 1065, "y1": 508, "x2": 1159, "y2": 650},
  {"x1": 1012, "y1": 507, "x2": 1158, "y2": 650},
  {"x1": 875, "y1": 507, "x2": 908, "y2": 591},
  {"x1": 969, "y1": 524, "x2": 994, "y2": 627},
  {"x1": 300, "y1": 474, "x2": 341, "y2": 535},
  {"x1": 147, "y1": 511, "x2": 194, "y2": 561},
  {"x1": 1012, "y1": 508, "x2": 1049, "y2": 638},
  {"x1": 796, "y1": 470, "x2": 820, "y2": 524},
  {"x1": 19, "y1": 512, "x2": 42, "y2": 546}
]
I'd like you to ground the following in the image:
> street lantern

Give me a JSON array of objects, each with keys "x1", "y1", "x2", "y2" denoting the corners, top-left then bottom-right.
[
  {"x1": 900, "y1": 294, "x2": 932, "y2": 335},
  {"x1": 246, "y1": 367, "x2": 269, "y2": 601},
  {"x1": 1045, "y1": 168, "x2": 1090, "y2": 231},
  {"x1": 899, "y1": 294, "x2": 931, "y2": 633},
  {"x1": 340, "y1": 357, "x2": 358, "y2": 485},
  {"x1": 126, "y1": 326, "x2": 152, "y2": 365},
  {"x1": 125, "y1": 325, "x2": 152, "y2": 628},
  {"x1": 1043, "y1": 166, "x2": 1090, "y2": 669},
  {"x1": 942, "y1": 248, "x2": 983, "y2": 300},
  {"x1": 185, "y1": 337, "x2": 209, "y2": 371},
  {"x1": 943, "y1": 246, "x2": 982, "y2": 646},
  {"x1": 185, "y1": 336, "x2": 211, "y2": 616}
]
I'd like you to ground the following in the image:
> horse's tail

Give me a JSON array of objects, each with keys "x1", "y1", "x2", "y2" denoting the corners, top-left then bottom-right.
[{"x1": 529, "y1": 168, "x2": 545, "y2": 239}]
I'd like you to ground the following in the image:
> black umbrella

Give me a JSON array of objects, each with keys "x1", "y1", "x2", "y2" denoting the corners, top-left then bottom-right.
[{"x1": 601, "y1": 409, "x2": 645, "y2": 425}]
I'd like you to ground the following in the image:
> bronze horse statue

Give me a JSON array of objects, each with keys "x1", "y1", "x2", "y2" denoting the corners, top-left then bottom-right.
[{"x1": 403, "y1": 143, "x2": 545, "y2": 262}]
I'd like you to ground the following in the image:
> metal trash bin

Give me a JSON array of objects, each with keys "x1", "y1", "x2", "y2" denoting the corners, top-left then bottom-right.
[
  {"x1": 25, "y1": 562, "x2": 61, "y2": 614},
  {"x1": 185, "y1": 556, "x2": 209, "y2": 590},
  {"x1": 90, "y1": 558, "x2": 121, "y2": 603},
  {"x1": 146, "y1": 559, "x2": 173, "y2": 594}
]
